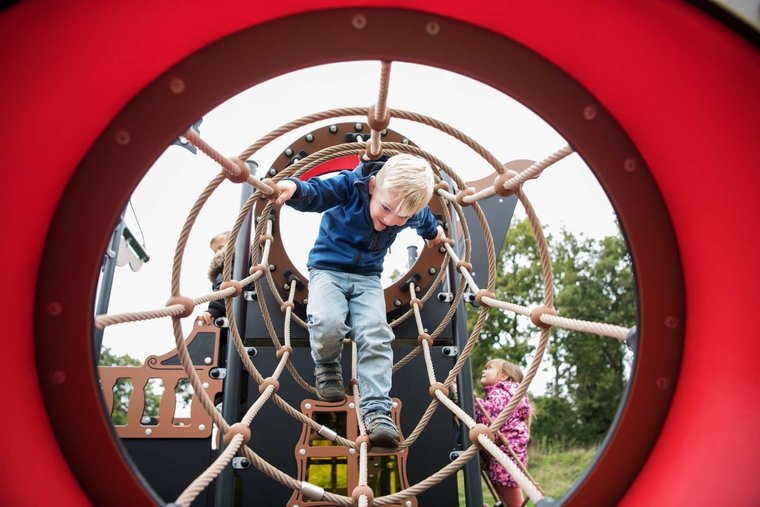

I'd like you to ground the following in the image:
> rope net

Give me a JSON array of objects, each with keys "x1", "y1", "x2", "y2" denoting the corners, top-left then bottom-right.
[{"x1": 94, "y1": 61, "x2": 634, "y2": 506}]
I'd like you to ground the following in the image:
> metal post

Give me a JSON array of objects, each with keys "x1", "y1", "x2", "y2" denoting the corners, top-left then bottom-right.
[
  {"x1": 215, "y1": 180, "x2": 255, "y2": 507},
  {"x1": 93, "y1": 208, "x2": 127, "y2": 361},
  {"x1": 446, "y1": 206, "x2": 484, "y2": 507}
]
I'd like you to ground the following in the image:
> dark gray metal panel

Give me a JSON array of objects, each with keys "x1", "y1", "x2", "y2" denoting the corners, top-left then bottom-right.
[{"x1": 235, "y1": 345, "x2": 460, "y2": 506}]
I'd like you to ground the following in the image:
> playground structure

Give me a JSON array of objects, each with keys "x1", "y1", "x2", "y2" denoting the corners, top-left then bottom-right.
[{"x1": 2, "y1": 2, "x2": 759, "y2": 506}]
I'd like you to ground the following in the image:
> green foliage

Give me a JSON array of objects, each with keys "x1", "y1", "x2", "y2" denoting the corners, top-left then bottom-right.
[
  {"x1": 470, "y1": 218, "x2": 635, "y2": 445},
  {"x1": 99, "y1": 347, "x2": 173, "y2": 426},
  {"x1": 528, "y1": 442, "x2": 599, "y2": 501},
  {"x1": 458, "y1": 443, "x2": 598, "y2": 505},
  {"x1": 530, "y1": 395, "x2": 580, "y2": 447}
]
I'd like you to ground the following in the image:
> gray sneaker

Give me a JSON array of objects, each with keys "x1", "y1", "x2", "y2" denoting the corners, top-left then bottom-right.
[
  {"x1": 314, "y1": 363, "x2": 345, "y2": 402},
  {"x1": 364, "y1": 411, "x2": 400, "y2": 448}
]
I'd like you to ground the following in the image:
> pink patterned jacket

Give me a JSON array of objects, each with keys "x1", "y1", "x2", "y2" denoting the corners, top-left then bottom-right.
[{"x1": 475, "y1": 379, "x2": 531, "y2": 487}]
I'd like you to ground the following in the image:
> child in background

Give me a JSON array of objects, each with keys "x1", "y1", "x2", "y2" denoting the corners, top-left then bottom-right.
[
  {"x1": 275, "y1": 153, "x2": 445, "y2": 448},
  {"x1": 475, "y1": 359, "x2": 532, "y2": 507},
  {"x1": 196, "y1": 231, "x2": 230, "y2": 326}
]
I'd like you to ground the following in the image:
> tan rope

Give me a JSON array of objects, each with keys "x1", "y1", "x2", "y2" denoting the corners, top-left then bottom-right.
[
  {"x1": 478, "y1": 434, "x2": 543, "y2": 503},
  {"x1": 541, "y1": 313, "x2": 629, "y2": 340},
  {"x1": 99, "y1": 99, "x2": 636, "y2": 506},
  {"x1": 474, "y1": 398, "x2": 543, "y2": 494},
  {"x1": 174, "y1": 432, "x2": 243, "y2": 507},
  {"x1": 366, "y1": 61, "x2": 392, "y2": 157},
  {"x1": 465, "y1": 145, "x2": 574, "y2": 203},
  {"x1": 183, "y1": 128, "x2": 274, "y2": 195}
]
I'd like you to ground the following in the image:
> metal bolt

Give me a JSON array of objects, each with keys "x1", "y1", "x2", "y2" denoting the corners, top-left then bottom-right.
[
  {"x1": 302, "y1": 298, "x2": 308, "y2": 305},
  {"x1": 349, "y1": 402, "x2": 355, "y2": 409},
  {"x1": 169, "y1": 77, "x2": 185, "y2": 94},
  {"x1": 284, "y1": 148, "x2": 293, "y2": 157},
  {"x1": 583, "y1": 106, "x2": 597, "y2": 120},
  {"x1": 394, "y1": 299, "x2": 402, "y2": 307},
  {"x1": 268, "y1": 168, "x2": 277, "y2": 176},
  {"x1": 202, "y1": 382, "x2": 209, "y2": 389},
  {"x1": 349, "y1": 448, "x2": 356, "y2": 455},
  {"x1": 428, "y1": 267, "x2": 437, "y2": 275},
  {"x1": 284, "y1": 283, "x2": 290, "y2": 290},
  {"x1": 299, "y1": 448, "x2": 306, "y2": 456},
  {"x1": 269, "y1": 264, "x2": 276, "y2": 272},
  {"x1": 115, "y1": 129, "x2": 131, "y2": 146},
  {"x1": 623, "y1": 158, "x2": 636, "y2": 173},
  {"x1": 204, "y1": 357, "x2": 212, "y2": 365},
  {"x1": 402, "y1": 138, "x2": 409, "y2": 144},
  {"x1": 305, "y1": 403, "x2": 312, "y2": 410},
  {"x1": 292, "y1": 157, "x2": 300, "y2": 163},
  {"x1": 381, "y1": 129, "x2": 388, "y2": 136},
  {"x1": 425, "y1": 21, "x2": 440, "y2": 36},
  {"x1": 145, "y1": 428, "x2": 153, "y2": 436},
  {"x1": 47, "y1": 301, "x2": 62, "y2": 316},
  {"x1": 354, "y1": 123, "x2": 363, "y2": 132},
  {"x1": 51, "y1": 370, "x2": 66, "y2": 385},
  {"x1": 305, "y1": 133, "x2": 314, "y2": 142},
  {"x1": 199, "y1": 424, "x2": 206, "y2": 431},
  {"x1": 329, "y1": 125, "x2": 338, "y2": 133},
  {"x1": 352, "y1": 14, "x2": 367, "y2": 30}
]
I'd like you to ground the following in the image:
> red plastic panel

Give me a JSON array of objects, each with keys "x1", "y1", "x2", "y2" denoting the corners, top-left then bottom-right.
[{"x1": 1, "y1": 1, "x2": 758, "y2": 505}]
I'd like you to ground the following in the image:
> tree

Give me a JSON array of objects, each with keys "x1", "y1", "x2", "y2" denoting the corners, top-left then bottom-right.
[
  {"x1": 468, "y1": 219, "x2": 635, "y2": 445},
  {"x1": 552, "y1": 230, "x2": 634, "y2": 443},
  {"x1": 467, "y1": 218, "x2": 543, "y2": 395},
  {"x1": 100, "y1": 347, "x2": 176, "y2": 426}
]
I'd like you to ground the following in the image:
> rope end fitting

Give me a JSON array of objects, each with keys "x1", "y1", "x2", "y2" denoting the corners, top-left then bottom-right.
[
  {"x1": 258, "y1": 178, "x2": 279, "y2": 201},
  {"x1": 223, "y1": 422, "x2": 251, "y2": 446},
  {"x1": 417, "y1": 333, "x2": 433, "y2": 347},
  {"x1": 429, "y1": 382, "x2": 449, "y2": 399},
  {"x1": 493, "y1": 169, "x2": 520, "y2": 197},
  {"x1": 469, "y1": 423, "x2": 495, "y2": 449},
  {"x1": 275, "y1": 345, "x2": 293, "y2": 359},
  {"x1": 220, "y1": 280, "x2": 242, "y2": 297},
  {"x1": 249, "y1": 264, "x2": 268, "y2": 276},
  {"x1": 228, "y1": 157, "x2": 252, "y2": 184},
  {"x1": 455, "y1": 187, "x2": 475, "y2": 207},
  {"x1": 530, "y1": 305, "x2": 558, "y2": 329},
  {"x1": 258, "y1": 377, "x2": 280, "y2": 395},
  {"x1": 166, "y1": 295, "x2": 194, "y2": 318},
  {"x1": 351, "y1": 485, "x2": 375, "y2": 506},
  {"x1": 474, "y1": 289, "x2": 495, "y2": 306},
  {"x1": 366, "y1": 104, "x2": 391, "y2": 132}
]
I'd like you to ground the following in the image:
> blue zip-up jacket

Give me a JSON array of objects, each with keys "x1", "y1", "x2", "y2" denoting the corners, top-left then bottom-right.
[{"x1": 286, "y1": 158, "x2": 438, "y2": 277}]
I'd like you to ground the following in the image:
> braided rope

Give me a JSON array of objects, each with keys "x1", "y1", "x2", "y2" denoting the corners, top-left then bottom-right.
[
  {"x1": 95, "y1": 95, "x2": 636, "y2": 506},
  {"x1": 465, "y1": 145, "x2": 574, "y2": 203},
  {"x1": 174, "y1": 432, "x2": 243, "y2": 506},
  {"x1": 367, "y1": 61, "x2": 392, "y2": 157}
]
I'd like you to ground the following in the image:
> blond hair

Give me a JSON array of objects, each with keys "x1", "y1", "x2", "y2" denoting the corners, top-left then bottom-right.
[
  {"x1": 485, "y1": 358, "x2": 524, "y2": 383},
  {"x1": 209, "y1": 231, "x2": 230, "y2": 252},
  {"x1": 486, "y1": 358, "x2": 532, "y2": 429},
  {"x1": 375, "y1": 154, "x2": 435, "y2": 217}
]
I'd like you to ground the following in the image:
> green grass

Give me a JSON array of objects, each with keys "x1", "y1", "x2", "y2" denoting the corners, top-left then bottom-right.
[{"x1": 458, "y1": 443, "x2": 599, "y2": 506}]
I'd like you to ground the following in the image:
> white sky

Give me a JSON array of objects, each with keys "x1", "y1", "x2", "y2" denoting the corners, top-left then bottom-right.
[{"x1": 100, "y1": 61, "x2": 619, "y2": 395}]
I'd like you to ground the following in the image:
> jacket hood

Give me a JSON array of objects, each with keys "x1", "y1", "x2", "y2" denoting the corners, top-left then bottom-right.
[{"x1": 207, "y1": 249, "x2": 225, "y2": 282}]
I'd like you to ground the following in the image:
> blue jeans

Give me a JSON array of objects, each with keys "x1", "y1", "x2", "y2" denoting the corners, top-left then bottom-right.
[{"x1": 307, "y1": 269, "x2": 393, "y2": 415}]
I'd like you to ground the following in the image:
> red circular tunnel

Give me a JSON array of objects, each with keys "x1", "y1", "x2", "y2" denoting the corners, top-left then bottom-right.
[{"x1": 1, "y1": 1, "x2": 758, "y2": 505}]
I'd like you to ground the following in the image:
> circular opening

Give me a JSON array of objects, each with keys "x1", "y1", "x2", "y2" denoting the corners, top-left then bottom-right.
[{"x1": 35, "y1": 8, "x2": 683, "y2": 506}]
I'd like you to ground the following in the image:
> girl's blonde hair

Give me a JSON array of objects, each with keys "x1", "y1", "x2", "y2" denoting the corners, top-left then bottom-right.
[
  {"x1": 486, "y1": 358, "x2": 524, "y2": 383},
  {"x1": 486, "y1": 358, "x2": 532, "y2": 430},
  {"x1": 375, "y1": 154, "x2": 435, "y2": 217}
]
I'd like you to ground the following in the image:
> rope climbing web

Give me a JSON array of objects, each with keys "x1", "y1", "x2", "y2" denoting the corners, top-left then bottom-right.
[{"x1": 95, "y1": 61, "x2": 634, "y2": 506}]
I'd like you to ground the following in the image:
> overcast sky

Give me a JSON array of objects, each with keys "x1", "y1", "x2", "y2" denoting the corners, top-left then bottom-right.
[{"x1": 100, "y1": 61, "x2": 620, "y2": 395}]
